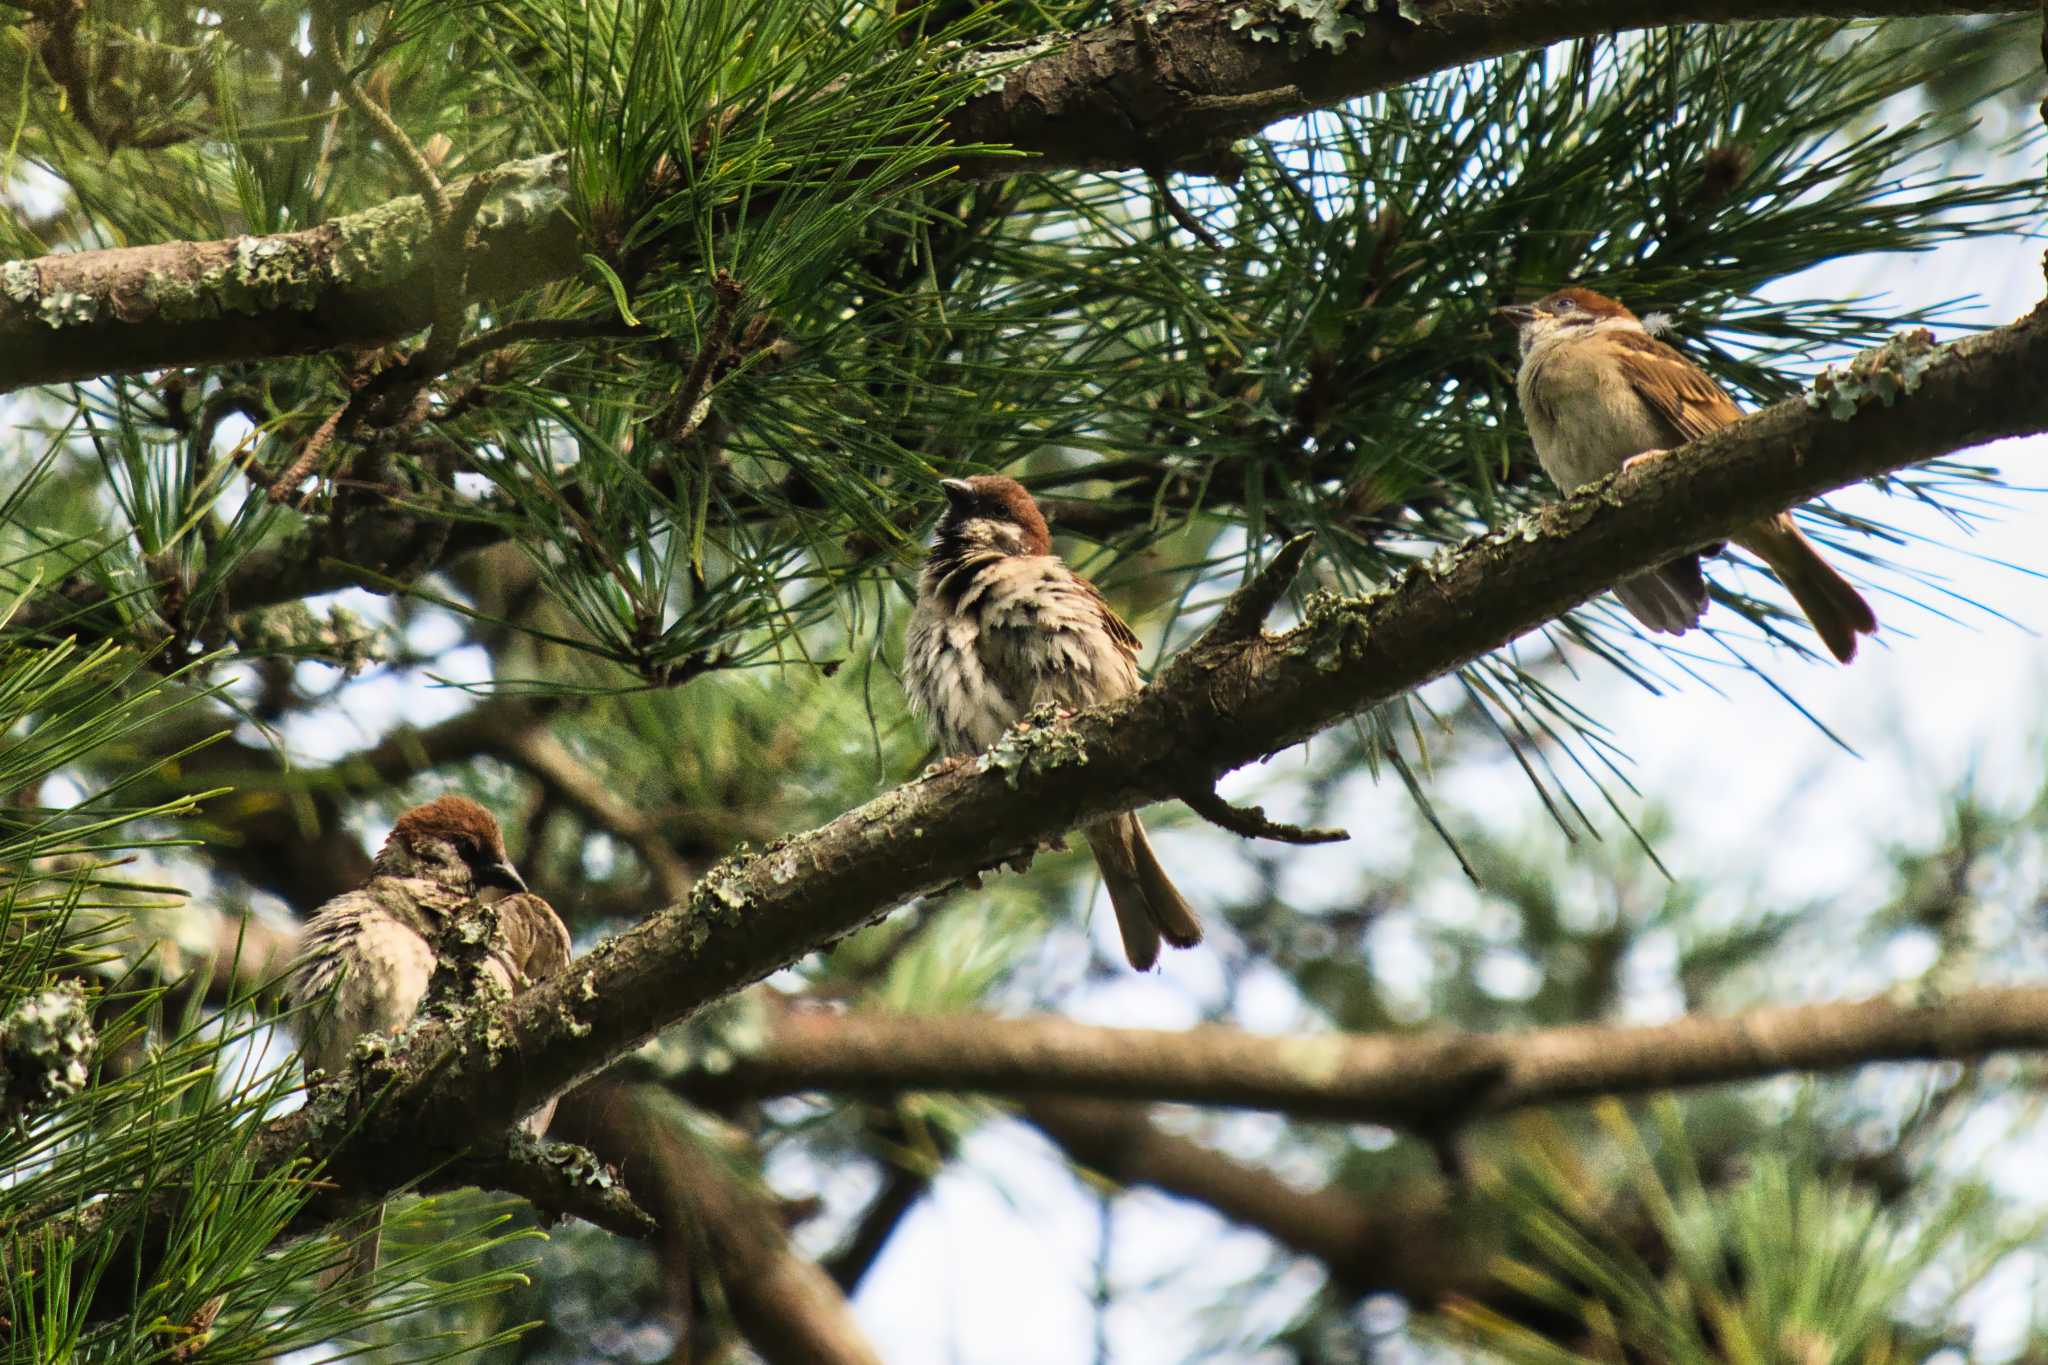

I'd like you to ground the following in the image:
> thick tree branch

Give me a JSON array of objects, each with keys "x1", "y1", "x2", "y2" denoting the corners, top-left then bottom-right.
[
  {"x1": 945, "y1": 0, "x2": 2027, "y2": 177},
  {"x1": 0, "y1": 3, "x2": 2022, "y2": 393},
  {"x1": 1022, "y1": 1096, "x2": 1484, "y2": 1303},
  {"x1": 674, "y1": 989, "x2": 2048, "y2": 1125},
  {"x1": 248, "y1": 310, "x2": 2048, "y2": 1208},
  {"x1": 0, "y1": 154, "x2": 578, "y2": 394},
  {"x1": 549, "y1": 1083, "x2": 884, "y2": 1365}
]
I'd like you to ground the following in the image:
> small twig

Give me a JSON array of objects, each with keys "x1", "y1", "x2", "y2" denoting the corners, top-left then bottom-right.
[
  {"x1": 449, "y1": 1130, "x2": 656, "y2": 1239},
  {"x1": 663, "y1": 272, "x2": 745, "y2": 443},
  {"x1": 316, "y1": 11, "x2": 449, "y2": 223},
  {"x1": 413, "y1": 168, "x2": 503, "y2": 372},
  {"x1": 1178, "y1": 786, "x2": 1348, "y2": 845},
  {"x1": 1148, "y1": 169, "x2": 1224, "y2": 252},
  {"x1": 1195, "y1": 531, "x2": 1315, "y2": 648},
  {"x1": 1180, "y1": 85, "x2": 1304, "y2": 117},
  {"x1": 267, "y1": 405, "x2": 346, "y2": 504},
  {"x1": 449, "y1": 315, "x2": 651, "y2": 373}
]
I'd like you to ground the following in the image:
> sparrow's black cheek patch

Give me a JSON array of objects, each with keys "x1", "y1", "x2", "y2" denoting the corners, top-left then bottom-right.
[{"x1": 933, "y1": 561, "x2": 985, "y2": 613}]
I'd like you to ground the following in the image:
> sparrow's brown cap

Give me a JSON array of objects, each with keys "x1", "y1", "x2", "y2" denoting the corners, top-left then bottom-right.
[
  {"x1": 938, "y1": 475, "x2": 1050, "y2": 556},
  {"x1": 393, "y1": 795, "x2": 526, "y2": 892},
  {"x1": 1495, "y1": 286, "x2": 1637, "y2": 326}
]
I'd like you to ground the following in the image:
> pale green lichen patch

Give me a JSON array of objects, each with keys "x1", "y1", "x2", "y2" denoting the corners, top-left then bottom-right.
[
  {"x1": 1270, "y1": 1033, "x2": 1350, "y2": 1087},
  {"x1": 231, "y1": 601, "x2": 384, "y2": 674},
  {"x1": 329, "y1": 195, "x2": 434, "y2": 288},
  {"x1": 1275, "y1": 0, "x2": 1366, "y2": 50},
  {"x1": 481, "y1": 153, "x2": 573, "y2": 228},
  {"x1": 687, "y1": 853, "x2": 758, "y2": 925},
  {"x1": 1805, "y1": 328, "x2": 1939, "y2": 419},
  {"x1": 1295, "y1": 589, "x2": 1374, "y2": 672},
  {"x1": 978, "y1": 704, "x2": 1093, "y2": 788},
  {"x1": 1229, "y1": 8, "x2": 1283, "y2": 42},
  {"x1": 1229, "y1": 0, "x2": 1366, "y2": 51},
  {"x1": 219, "y1": 235, "x2": 319, "y2": 313},
  {"x1": 538, "y1": 1137, "x2": 618, "y2": 1191},
  {"x1": 37, "y1": 290, "x2": 97, "y2": 329},
  {"x1": 941, "y1": 33, "x2": 1062, "y2": 96},
  {"x1": 0, "y1": 260, "x2": 39, "y2": 307},
  {"x1": 1, "y1": 980, "x2": 96, "y2": 1122}
]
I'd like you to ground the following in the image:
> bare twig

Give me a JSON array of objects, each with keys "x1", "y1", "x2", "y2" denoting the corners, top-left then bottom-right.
[
  {"x1": 1147, "y1": 169, "x2": 1225, "y2": 251},
  {"x1": 1192, "y1": 532, "x2": 1316, "y2": 649},
  {"x1": 267, "y1": 405, "x2": 346, "y2": 504},
  {"x1": 663, "y1": 272, "x2": 746, "y2": 443},
  {"x1": 450, "y1": 1130, "x2": 656, "y2": 1239},
  {"x1": 1178, "y1": 786, "x2": 1349, "y2": 844}
]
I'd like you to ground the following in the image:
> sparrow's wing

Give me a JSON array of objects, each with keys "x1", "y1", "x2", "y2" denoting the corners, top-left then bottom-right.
[
  {"x1": 492, "y1": 891, "x2": 573, "y2": 988},
  {"x1": 1607, "y1": 330, "x2": 1743, "y2": 445},
  {"x1": 1075, "y1": 577, "x2": 1141, "y2": 660}
]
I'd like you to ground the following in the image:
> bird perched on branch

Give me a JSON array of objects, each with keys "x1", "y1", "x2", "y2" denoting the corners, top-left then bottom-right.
[
  {"x1": 903, "y1": 474, "x2": 1202, "y2": 971},
  {"x1": 1497, "y1": 286, "x2": 1877, "y2": 662},
  {"x1": 286, "y1": 794, "x2": 571, "y2": 1293}
]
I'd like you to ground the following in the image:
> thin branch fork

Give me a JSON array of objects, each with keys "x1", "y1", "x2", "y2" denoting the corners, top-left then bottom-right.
[{"x1": 1175, "y1": 533, "x2": 1349, "y2": 844}]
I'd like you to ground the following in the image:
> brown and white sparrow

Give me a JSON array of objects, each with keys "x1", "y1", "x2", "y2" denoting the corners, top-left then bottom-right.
[
  {"x1": 903, "y1": 475, "x2": 1202, "y2": 971},
  {"x1": 1497, "y1": 286, "x2": 1878, "y2": 662},
  {"x1": 286, "y1": 794, "x2": 571, "y2": 1291}
]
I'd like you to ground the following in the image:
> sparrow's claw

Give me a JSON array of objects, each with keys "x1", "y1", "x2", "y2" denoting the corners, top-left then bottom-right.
[
  {"x1": 921, "y1": 753, "x2": 976, "y2": 779},
  {"x1": 1620, "y1": 448, "x2": 1671, "y2": 474}
]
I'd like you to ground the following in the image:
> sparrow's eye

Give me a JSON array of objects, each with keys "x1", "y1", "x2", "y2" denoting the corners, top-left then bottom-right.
[{"x1": 1549, "y1": 298, "x2": 1578, "y2": 314}]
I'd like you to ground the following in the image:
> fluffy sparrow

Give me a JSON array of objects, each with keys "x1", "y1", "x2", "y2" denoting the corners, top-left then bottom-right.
[
  {"x1": 286, "y1": 794, "x2": 571, "y2": 1291},
  {"x1": 1497, "y1": 286, "x2": 1877, "y2": 662},
  {"x1": 903, "y1": 475, "x2": 1201, "y2": 971}
]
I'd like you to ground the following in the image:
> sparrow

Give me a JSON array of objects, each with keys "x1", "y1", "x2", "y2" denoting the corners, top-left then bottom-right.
[
  {"x1": 903, "y1": 475, "x2": 1202, "y2": 971},
  {"x1": 1497, "y1": 286, "x2": 1878, "y2": 663},
  {"x1": 285, "y1": 794, "x2": 571, "y2": 1292}
]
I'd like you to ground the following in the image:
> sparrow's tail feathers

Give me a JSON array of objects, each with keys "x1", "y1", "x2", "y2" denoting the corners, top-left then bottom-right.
[
  {"x1": 1087, "y1": 815, "x2": 1202, "y2": 972},
  {"x1": 1612, "y1": 557, "x2": 1708, "y2": 636},
  {"x1": 317, "y1": 1201, "x2": 384, "y2": 1309},
  {"x1": 1738, "y1": 514, "x2": 1878, "y2": 664}
]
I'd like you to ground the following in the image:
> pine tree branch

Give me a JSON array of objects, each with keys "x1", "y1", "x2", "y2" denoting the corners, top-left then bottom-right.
[
  {"x1": 254, "y1": 309, "x2": 2048, "y2": 1194},
  {"x1": 40, "y1": 308, "x2": 2048, "y2": 1310},
  {"x1": 548, "y1": 1083, "x2": 885, "y2": 1365},
  {"x1": 0, "y1": 3, "x2": 2023, "y2": 396},
  {"x1": 1022, "y1": 1096, "x2": 1483, "y2": 1303},
  {"x1": 670, "y1": 989, "x2": 2048, "y2": 1127},
  {"x1": 945, "y1": 0, "x2": 2030, "y2": 177}
]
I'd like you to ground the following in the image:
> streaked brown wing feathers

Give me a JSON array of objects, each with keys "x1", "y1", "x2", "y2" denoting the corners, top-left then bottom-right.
[{"x1": 1609, "y1": 330, "x2": 1742, "y2": 445}]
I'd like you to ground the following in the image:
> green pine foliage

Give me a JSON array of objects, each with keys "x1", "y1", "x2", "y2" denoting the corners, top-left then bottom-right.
[{"x1": 2, "y1": 1, "x2": 2045, "y2": 1359}]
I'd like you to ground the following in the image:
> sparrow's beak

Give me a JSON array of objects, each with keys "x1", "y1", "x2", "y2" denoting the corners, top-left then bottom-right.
[
  {"x1": 477, "y1": 858, "x2": 528, "y2": 894},
  {"x1": 1493, "y1": 304, "x2": 1540, "y2": 327},
  {"x1": 939, "y1": 478, "x2": 976, "y2": 510}
]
